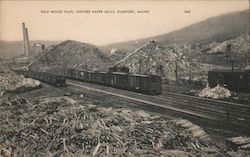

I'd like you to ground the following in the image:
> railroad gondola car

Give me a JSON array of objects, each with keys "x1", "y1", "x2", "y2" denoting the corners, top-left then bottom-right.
[
  {"x1": 15, "y1": 70, "x2": 66, "y2": 87},
  {"x1": 59, "y1": 68, "x2": 162, "y2": 95},
  {"x1": 112, "y1": 72, "x2": 129, "y2": 89}
]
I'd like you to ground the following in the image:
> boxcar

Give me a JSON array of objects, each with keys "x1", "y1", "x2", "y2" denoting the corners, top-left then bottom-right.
[
  {"x1": 130, "y1": 74, "x2": 162, "y2": 95},
  {"x1": 91, "y1": 72, "x2": 103, "y2": 84},
  {"x1": 112, "y1": 72, "x2": 129, "y2": 89},
  {"x1": 133, "y1": 74, "x2": 149, "y2": 92},
  {"x1": 65, "y1": 68, "x2": 74, "y2": 78},
  {"x1": 148, "y1": 75, "x2": 162, "y2": 94},
  {"x1": 98, "y1": 72, "x2": 107, "y2": 84},
  {"x1": 103, "y1": 72, "x2": 112, "y2": 85},
  {"x1": 208, "y1": 70, "x2": 250, "y2": 92},
  {"x1": 110, "y1": 72, "x2": 162, "y2": 95}
]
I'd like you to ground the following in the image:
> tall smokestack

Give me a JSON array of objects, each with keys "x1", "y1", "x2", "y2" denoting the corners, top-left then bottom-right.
[
  {"x1": 22, "y1": 22, "x2": 30, "y2": 57},
  {"x1": 25, "y1": 27, "x2": 30, "y2": 56},
  {"x1": 22, "y1": 23, "x2": 27, "y2": 56}
]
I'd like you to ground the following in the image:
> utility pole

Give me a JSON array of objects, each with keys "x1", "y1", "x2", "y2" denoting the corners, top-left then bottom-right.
[
  {"x1": 226, "y1": 43, "x2": 235, "y2": 95},
  {"x1": 175, "y1": 59, "x2": 178, "y2": 85},
  {"x1": 172, "y1": 48, "x2": 179, "y2": 85},
  {"x1": 189, "y1": 58, "x2": 192, "y2": 83}
]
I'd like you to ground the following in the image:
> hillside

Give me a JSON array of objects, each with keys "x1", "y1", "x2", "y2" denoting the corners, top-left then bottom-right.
[
  {"x1": 206, "y1": 34, "x2": 249, "y2": 54},
  {"x1": 30, "y1": 40, "x2": 112, "y2": 70},
  {"x1": 100, "y1": 10, "x2": 249, "y2": 55},
  {"x1": 198, "y1": 33, "x2": 250, "y2": 67}
]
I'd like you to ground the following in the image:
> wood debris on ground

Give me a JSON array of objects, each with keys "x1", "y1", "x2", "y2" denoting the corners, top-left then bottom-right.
[
  {"x1": 0, "y1": 96, "x2": 221, "y2": 157},
  {"x1": 226, "y1": 136, "x2": 250, "y2": 151}
]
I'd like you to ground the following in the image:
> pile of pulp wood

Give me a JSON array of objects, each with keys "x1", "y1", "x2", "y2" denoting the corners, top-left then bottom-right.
[
  {"x1": 197, "y1": 85, "x2": 232, "y2": 99},
  {"x1": 0, "y1": 67, "x2": 41, "y2": 96},
  {"x1": 30, "y1": 40, "x2": 112, "y2": 71},
  {"x1": 117, "y1": 41, "x2": 212, "y2": 80},
  {"x1": 0, "y1": 96, "x2": 223, "y2": 156},
  {"x1": 117, "y1": 41, "x2": 180, "y2": 79}
]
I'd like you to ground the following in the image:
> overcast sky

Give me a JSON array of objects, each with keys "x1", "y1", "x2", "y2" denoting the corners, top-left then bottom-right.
[{"x1": 0, "y1": 0, "x2": 248, "y2": 45}]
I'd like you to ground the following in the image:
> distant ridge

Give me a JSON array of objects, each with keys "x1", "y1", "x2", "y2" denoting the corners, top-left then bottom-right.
[{"x1": 100, "y1": 10, "x2": 249, "y2": 54}]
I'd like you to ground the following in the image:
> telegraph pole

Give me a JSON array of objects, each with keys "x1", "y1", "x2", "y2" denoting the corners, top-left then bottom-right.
[
  {"x1": 172, "y1": 48, "x2": 179, "y2": 85},
  {"x1": 189, "y1": 58, "x2": 192, "y2": 83},
  {"x1": 175, "y1": 59, "x2": 178, "y2": 85},
  {"x1": 226, "y1": 43, "x2": 235, "y2": 95}
]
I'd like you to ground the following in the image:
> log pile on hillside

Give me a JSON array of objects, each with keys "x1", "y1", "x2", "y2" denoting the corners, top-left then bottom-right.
[
  {"x1": 0, "y1": 67, "x2": 41, "y2": 96},
  {"x1": 30, "y1": 40, "x2": 112, "y2": 71},
  {"x1": 0, "y1": 95, "x2": 224, "y2": 156}
]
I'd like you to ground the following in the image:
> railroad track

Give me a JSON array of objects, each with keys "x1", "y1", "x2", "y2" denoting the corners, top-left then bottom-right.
[
  {"x1": 66, "y1": 79, "x2": 250, "y2": 135},
  {"x1": 160, "y1": 91, "x2": 250, "y2": 122}
]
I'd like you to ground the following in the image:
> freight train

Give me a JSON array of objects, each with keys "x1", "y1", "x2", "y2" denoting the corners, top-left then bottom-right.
[
  {"x1": 56, "y1": 68, "x2": 162, "y2": 95},
  {"x1": 15, "y1": 67, "x2": 162, "y2": 94},
  {"x1": 15, "y1": 70, "x2": 66, "y2": 87}
]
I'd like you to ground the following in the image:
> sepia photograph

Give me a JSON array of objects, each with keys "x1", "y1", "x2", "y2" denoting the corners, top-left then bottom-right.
[{"x1": 0, "y1": 0, "x2": 249, "y2": 156}]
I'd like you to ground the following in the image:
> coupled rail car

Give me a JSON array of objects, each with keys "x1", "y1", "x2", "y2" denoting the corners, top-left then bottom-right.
[
  {"x1": 15, "y1": 70, "x2": 66, "y2": 87},
  {"x1": 208, "y1": 70, "x2": 250, "y2": 92},
  {"x1": 57, "y1": 68, "x2": 162, "y2": 95}
]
